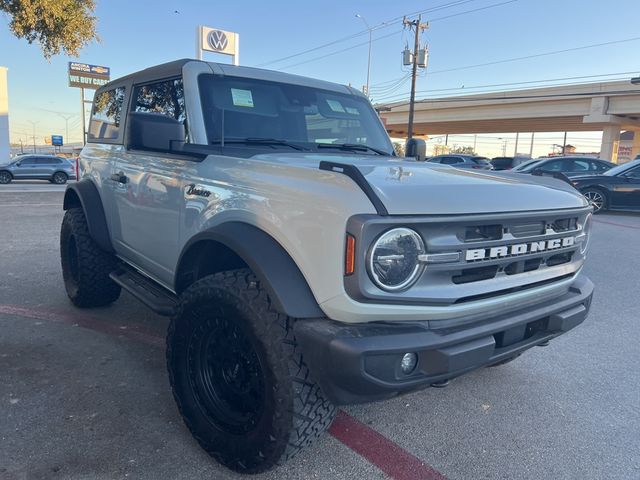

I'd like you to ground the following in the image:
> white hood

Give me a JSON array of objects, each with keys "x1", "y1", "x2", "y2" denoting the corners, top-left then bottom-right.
[{"x1": 252, "y1": 153, "x2": 589, "y2": 215}]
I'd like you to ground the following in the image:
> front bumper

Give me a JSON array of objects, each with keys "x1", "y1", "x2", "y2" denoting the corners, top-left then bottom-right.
[{"x1": 294, "y1": 275, "x2": 593, "y2": 405}]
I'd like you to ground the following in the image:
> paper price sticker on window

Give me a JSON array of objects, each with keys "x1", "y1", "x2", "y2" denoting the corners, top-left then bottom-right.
[
  {"x1": 231, "y1": 88, "x2": 254, "y2": 107},
  {"x1": 326, "y1": 99, "x2": 345, "y2": 113}
]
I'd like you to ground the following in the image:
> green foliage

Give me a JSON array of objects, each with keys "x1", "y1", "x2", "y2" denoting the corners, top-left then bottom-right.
[{"x1": 0, "y1": 0, "x2": 98, "y2": 59}]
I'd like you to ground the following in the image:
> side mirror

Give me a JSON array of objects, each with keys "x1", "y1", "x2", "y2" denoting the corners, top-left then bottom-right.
[
  {"x1": 531, "y1": 167, "x2": 544, "y2": 176},
  {"x1": 405, "y1": 138, "x2": 427, "y2": 161},
  {"x1": 15, "y1": 162, "x2": 21, "y2": 167},
  {"x1": 127, "y1": 112, "x2": 185, "y2": 152}
]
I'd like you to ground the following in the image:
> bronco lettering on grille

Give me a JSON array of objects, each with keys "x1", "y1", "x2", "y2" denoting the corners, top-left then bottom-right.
[{"x1": 465, "y1": 236, "x2": 575, "y2": 261}]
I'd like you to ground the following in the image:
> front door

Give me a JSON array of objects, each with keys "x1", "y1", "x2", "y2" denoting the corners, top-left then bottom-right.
[
  {"x1": 611, "y1": 166, "x2": 640, "y2": 209},
  {"x1": 110, "y1": 77, "x2": 188, "y2": 288}
]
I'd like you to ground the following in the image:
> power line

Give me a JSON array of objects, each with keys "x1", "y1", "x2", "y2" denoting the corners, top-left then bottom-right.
[
  {"x1": 257, "y1": 0, "x2": 482, "y2": 67},
  {"x1": 373, "y1": 71, "x2": 640, "y2": 102},
  {"x1": 426, "y1": 36, "x2": 640, "y2": 76},
  {"x1": 273, "y1": 0, "x2": 517, "y2": 71},
  {"x1": 386, "y1": 89, "x2": 640, "y2": 109}
]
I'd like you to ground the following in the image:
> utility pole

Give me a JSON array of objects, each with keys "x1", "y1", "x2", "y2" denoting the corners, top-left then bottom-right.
[
  {"x1": 355, "y1": 14, "x2": 373, "y2": 97},
  {"x1": 403, "y1": 15, "x2": 428, "y2": 140}
]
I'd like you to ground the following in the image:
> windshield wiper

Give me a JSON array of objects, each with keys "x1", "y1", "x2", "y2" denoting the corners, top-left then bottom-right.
[
  {"x1": 317, "y1": 143, "x2": 389, "y2": 156},
  {"x1": 211, "y1": 137, "x2": 305, "y2": 151}
]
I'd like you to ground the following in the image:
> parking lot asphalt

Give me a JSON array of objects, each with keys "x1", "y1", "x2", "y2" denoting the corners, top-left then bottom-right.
[{"x1": 1, "y1": 186, "x2": 639, "y2": 480}]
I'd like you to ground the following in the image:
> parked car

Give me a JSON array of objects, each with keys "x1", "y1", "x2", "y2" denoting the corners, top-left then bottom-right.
[
  {"x1": 0, "y1": 154, "x2": 76, "y2": 184},
  {"x1": 571, "y1": 158, "x2": 640, "y2": 213},
  {"x1": 427, "y1": 154, "x2": 493, "y2": 170},
  {"x1": 515, "y1": 156, "x2": 614, "y2": 178},
  {"x1": 490, "y1": 156, "x2": 531, "y2": 170}
]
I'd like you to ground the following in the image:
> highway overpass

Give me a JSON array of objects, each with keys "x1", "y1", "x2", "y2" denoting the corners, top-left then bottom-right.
[{"x1": 378, "y1": 80, "x2": 640, "y2": 162}]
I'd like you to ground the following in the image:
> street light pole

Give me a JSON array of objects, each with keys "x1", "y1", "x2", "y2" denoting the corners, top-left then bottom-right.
[
  {"x1": 27, "y1": 120, "x2": 38, "y2": 153},
  {"x1": 355, "y1": 14, "x2": 372, "y2": 96}
]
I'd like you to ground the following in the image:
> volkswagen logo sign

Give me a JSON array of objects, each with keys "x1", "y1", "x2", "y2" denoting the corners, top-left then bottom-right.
[{"x1": 207, "y1": 30, "x2": 229, "y2": 51}]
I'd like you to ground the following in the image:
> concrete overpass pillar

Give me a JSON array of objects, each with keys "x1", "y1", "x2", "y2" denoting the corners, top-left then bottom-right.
[
  {"x1": 631, "y1": 131, "x2": 640, "y2": 161},
  {"x1": 600, "y1": 126, "x2": 620, "y2": 163}
]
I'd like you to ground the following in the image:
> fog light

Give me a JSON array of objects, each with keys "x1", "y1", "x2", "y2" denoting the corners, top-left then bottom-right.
[{"x1": 400, "y1": 352, "x2": 418, "y2": 374}]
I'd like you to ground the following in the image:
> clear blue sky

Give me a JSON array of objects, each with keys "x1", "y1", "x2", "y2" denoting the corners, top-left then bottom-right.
[{"x1": 2, "y1": 0, "x2": 639, "y2": 155}]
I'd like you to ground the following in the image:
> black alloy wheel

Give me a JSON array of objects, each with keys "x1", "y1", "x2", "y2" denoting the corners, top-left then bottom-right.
[
  {"x1": 582, "y1": 189, "x2": 606, "y2": 213},
  {"x1": 0, "y1": 171, "x2": 12, "y2": 184}
]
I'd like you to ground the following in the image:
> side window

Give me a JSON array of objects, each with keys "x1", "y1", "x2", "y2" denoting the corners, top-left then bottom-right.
[
  {"x1": 625, "y1": 167, "x2": 640, "y2": 179},
  {"x1": 593, "y1": 161, "x2": 608, "y2": 172},
  {"x1": 441, "y1": 156, "x2": 461, "y2": 165},
  {"x1": 19, "y1": 157, "x2": 36, "y2": 165},
  {"x1": 541, "y1": 160, "x2": 563, "y2": 171},
  {"x1": 429, "y1": 156, "x2": 442, "y2": 163},
  {"x1": 571, "y1": 160, "x2": 590, "y2": 171},
  {"x1": 133, "y1": 79, "x2": 186, "y2": 123},
  {"x1": 36, "y1": 158, "x2": 51, "y2": 164},
  {"x1": 88, "y1": 87, "x2": 126, "y2": 141}
]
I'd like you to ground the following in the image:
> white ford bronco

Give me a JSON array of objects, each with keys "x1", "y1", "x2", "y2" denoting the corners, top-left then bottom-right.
[{"x1": 59, "y1": 59, "x2": 594, "y2": 473}]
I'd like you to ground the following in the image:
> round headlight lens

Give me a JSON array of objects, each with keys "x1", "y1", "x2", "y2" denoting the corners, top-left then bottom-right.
[{"x1": 368, "y1": 228, "x2": 425, "y2": 291}]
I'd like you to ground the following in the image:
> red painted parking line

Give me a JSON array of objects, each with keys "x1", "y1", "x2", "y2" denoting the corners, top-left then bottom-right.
[
  {"x1": 329, "y1": 410, "x2": 447, "y2": 480},
  {"x1": 0, "y1": 304, "x2": 164, "y2": 348},
  {"x1": 594, "y1": 218, "x2": 640, "y2": 230},
  {"x1": 1, "y1": 303, "x2": 448, "y2": 480}
]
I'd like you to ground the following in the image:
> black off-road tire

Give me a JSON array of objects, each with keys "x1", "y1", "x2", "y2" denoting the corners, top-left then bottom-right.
[
  {"x1": 60, "y1": 208, "x2": 121, "y2": 307},
  {"x1": 167, "y1": 269, "x2": 336, "y2": 473}
]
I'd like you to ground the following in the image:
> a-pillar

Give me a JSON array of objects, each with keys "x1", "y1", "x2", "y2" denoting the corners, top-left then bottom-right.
[{"x1": 600, "y1": 126, "x2": 620, "y2": 163}]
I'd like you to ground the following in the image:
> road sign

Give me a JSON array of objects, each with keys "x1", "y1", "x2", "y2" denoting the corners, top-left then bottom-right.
[
  {"x1": 52, "y1": 135, "x2": 63, "y2": 146},
  {"x1": 197, "y1": 26, "x2": 239, "y2": 65},
  {"x1": 68, "y1": 62, "x2": 110, "y2": 90}
]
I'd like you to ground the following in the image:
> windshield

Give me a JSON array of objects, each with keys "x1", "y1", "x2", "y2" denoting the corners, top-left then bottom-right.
[
  {"x1": 198, "y1": 74, "x2": 394, "y2": 155},
  {"x1": 513, "y1": 159, "x2": 541, "y2": 171},
  {"x1": 604, "y1": 158, "x2": 640, "y2": 176}
]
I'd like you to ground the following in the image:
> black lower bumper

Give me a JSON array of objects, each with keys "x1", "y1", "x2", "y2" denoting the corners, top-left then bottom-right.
[{"x1": 294, "y1": 275, "x2": 593, "y2": 405}]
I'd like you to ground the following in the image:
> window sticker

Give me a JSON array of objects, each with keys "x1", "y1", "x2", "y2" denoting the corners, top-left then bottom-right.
[
  {"x1": 231, "y1": 88, "x2": 254, "y2": 107},
  {"x1": 345, "y1": 107, "x2": 360, "y2": 115},
  {"x1": 326, "y1": 99, "x2": 345, "y2": 112}
]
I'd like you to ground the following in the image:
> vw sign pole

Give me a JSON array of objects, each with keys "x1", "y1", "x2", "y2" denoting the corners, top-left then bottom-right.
[{"x1": 197, "y1": 26, "x2": 239, "y2": 65}]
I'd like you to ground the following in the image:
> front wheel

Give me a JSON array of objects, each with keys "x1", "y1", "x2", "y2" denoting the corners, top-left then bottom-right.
[
  {"x1": 167, "y1": 270, "x2": 336, "y2": 473},
  {"x1": 582, "y1": 189, "x2": 607, "y2": 213},
  {"x1": 0, "y1": 171, "x2": 12, "y2": 184},
  {"x1": 52, "y1": 172, "x2": 68, "y2": 184}
]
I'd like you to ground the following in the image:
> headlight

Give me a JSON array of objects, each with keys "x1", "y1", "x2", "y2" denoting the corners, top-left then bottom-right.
[
  {"x1": 367, "y1": 228, "x2": 425, "y2": 291},
  {"x1": 579, "y1": 213, "x2": 592, "y2": 254}
]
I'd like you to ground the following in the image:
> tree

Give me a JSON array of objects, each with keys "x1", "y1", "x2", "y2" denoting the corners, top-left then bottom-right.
[
  {"x1": 450, "y1": 145, "x2": 475, "y2": 155},
  {"x1": 0, "y1": 0, "x2": 98, "y2": 59}
]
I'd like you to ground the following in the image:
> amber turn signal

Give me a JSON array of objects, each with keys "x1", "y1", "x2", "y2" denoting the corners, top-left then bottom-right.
[{"x1": 345, "y1": 234, "x2": 356, "y2": 276}]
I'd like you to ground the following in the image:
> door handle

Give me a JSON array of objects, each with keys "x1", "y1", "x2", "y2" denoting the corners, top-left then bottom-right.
[{"x1": 110, "y1": 172, "x2": 128, "y2": 184}]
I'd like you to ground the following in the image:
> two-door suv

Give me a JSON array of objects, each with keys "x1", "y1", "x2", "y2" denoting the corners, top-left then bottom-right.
[{"x1": 60, "y1": 59, "x2": 594, "y2": 473}]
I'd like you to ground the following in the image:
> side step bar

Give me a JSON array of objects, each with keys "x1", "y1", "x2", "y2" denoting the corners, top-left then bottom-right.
[{"x1": 110, "y1": 267, "x2": 178, "y2": 316}]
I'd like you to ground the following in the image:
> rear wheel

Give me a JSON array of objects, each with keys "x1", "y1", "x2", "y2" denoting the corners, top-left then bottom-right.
[
  {"x1": 167, "y1": 269, "x2": 336, "y2": 473},
  {"x1": 0, "y1": 171, "x2": 12, "y2": 184},
  {"x1": 60, "y1": 208, "x2": 121, "y2": 307},
  {"x1": 52, "y1": 171, "x2": 68, "y2": 184},
  {"x1": 582, "y1": 189, "x2": 607, "y2": 213}
]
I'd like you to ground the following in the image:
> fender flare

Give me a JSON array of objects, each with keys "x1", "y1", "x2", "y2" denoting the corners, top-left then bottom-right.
[
  {"x1": 63, "y1": 180, "x2": 114, "y2": 253},
  {"x1": 177, "y1": 222, "x2": 324, "y2": 319}
]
